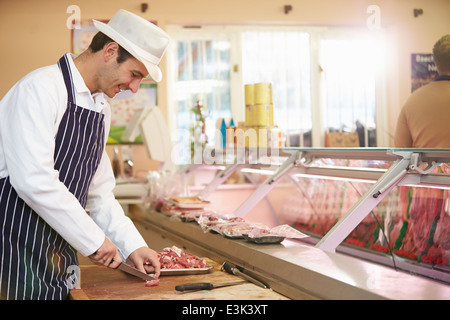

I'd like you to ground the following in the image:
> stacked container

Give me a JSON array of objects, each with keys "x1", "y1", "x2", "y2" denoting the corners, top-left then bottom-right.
[{"x1": 237, "y1": 82, "x2": 284, "y2": 148}]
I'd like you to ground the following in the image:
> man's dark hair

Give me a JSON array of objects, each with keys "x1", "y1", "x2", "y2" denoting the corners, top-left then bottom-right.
[
  {"x1": 433, "y1": 35, "x2": 450, "y2": 75},
  {"x1": 88, "y1": 32, "x2": 133, "y2": 63}
]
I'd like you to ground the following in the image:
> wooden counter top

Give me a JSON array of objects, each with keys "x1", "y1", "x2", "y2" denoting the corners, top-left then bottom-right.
[{"x1": 69, "y1": 260, "x2": 289, "y2": 300}]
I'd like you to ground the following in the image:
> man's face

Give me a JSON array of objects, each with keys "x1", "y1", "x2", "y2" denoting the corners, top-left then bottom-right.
[{"x1": 99, "y1": 47, "x2": 148, "y2": 98}]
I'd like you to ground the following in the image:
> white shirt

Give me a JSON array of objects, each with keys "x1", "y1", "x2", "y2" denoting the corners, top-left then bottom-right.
[{"x1": 0, "y1": 53, "x2": 147, "y2": 258}]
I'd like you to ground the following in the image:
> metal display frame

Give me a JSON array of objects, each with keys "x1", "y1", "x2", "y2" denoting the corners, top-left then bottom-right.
[{"x1": 183, "y1": 148, "x2": 450, "y2": 283}]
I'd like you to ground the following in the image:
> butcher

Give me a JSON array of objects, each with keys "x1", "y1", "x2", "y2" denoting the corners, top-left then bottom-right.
[{"x1": 0, "y1": 10, "x2": 171, "y2": 299}]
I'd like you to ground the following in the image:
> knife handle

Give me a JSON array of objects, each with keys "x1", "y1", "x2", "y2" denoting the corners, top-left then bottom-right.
[{"x1": 175, "y1": 282, "x2": 214, "y2": 291}]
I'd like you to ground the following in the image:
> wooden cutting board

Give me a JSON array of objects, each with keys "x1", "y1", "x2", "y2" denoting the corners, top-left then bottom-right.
[{"x1": 69, "y1": 260, "x2": 288, "y2": 300}]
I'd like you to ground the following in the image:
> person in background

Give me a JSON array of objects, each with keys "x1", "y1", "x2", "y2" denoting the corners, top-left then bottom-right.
[
  {"x1": 393, "y1": 35, "x2": 450, "y2": 274},
  {"x1": 0, "y1": 10, "x2": 171, "y2": 299},
  {"x1": 394, "y1": 35, "x2": 450, "y2": 148}
]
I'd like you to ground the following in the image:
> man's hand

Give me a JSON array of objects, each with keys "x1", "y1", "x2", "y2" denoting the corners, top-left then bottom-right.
[
  {"x1": 88, "y1": 237, "x2": 122, "y2": 268},
  {"x1": 127, "y1": 247, "x2": 161, "y2": 279}
]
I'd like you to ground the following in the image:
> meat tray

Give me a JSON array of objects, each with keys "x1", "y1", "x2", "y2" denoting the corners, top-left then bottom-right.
[
  {"x1": 243, "y1": 234, "x2": 285, "y2": 244},
  {"x1": 160, "y1": 263, "x2": 213, "y2": 276},
  {"x1": 166, "y1": 201, "x2": 209, "y2": 209},
  {"x1": 165, "y1": 196, "x2": 210, "y2": 209}
]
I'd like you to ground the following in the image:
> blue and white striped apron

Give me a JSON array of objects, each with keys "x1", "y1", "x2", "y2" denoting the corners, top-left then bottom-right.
[{"x1": 0, "y1": 55, "x2": 105, "y2": 300}]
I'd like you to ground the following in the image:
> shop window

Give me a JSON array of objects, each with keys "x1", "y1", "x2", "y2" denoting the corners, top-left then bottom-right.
[
  {"x1": 319, "y1": 38, "x2": 382, "y2": 147},
  {"x1": 241, "y1": 30, "x2": 312, "y2": 147},
  {"x1": 166, "y1": 25, "x2": 385, "y2": 161},
  {"x1": 168, "y1": 33, "x2": 231, "y2": 163}
]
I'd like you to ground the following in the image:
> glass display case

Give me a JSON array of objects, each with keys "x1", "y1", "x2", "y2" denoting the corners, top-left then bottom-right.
[{"x1": 179, "y1": 148, "x2": 450, "y2": 284}]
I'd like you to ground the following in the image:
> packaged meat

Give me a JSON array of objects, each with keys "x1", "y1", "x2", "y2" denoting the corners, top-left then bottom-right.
[
  {"x1": 214, "y1": 221, "x2": 255, "y2": 238},
  {"x1": 179, "y1": 210, "x2": 215, "y2": 222},
  {"x1": 196, "y1": 215, "x2": 251, "y2": 238},
  {"x1": 161, "y1": 204, "x2": 213, "y2": 221},
  {"x1": 197, "y1": 215, "x2": 244, "y2": 231},
  {"x1": 245, "y1": 224, "x2": 309, "y2": 244},
  {"x1": 160, "y1": 204, "x2": 183, "y2": 216},
  {"x1": 166, "y1": 196, "x2": 210, "y2": 208}
]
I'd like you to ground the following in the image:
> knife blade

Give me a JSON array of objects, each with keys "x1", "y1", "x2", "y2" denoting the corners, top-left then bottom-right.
[
  {"x1": 117, "y1": 262, "x2": 157, "y2": 281},
  {"x1": 175, "y1": 280, "x2": 247, "y2": 292}
]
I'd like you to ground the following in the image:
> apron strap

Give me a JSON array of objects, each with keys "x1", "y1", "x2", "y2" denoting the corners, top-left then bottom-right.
[{"x1": 57, "y1": 55, "x2": 76, "y2": 105}]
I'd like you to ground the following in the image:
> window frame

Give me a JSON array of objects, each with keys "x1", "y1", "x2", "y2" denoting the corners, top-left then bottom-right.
[{"x1": 166, "y1": 24, "x2": 388, "y2": 149}]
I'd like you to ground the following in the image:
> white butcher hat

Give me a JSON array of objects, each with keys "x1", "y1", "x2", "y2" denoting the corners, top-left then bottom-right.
[{"x1": 93, "y1": 9, "x2": 171, "y2": 82}]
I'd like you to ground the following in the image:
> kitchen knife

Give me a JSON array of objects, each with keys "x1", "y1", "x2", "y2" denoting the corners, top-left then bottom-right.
[
  {"x1": 175, "y1": 280, "x2": 247, "y2": 292},
  {"x1": 221, "y1": 261, "x2": 268, "y2": 289},
  {"x1": 117, "y1": 262, "x2": 157, "y2": 281}
]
